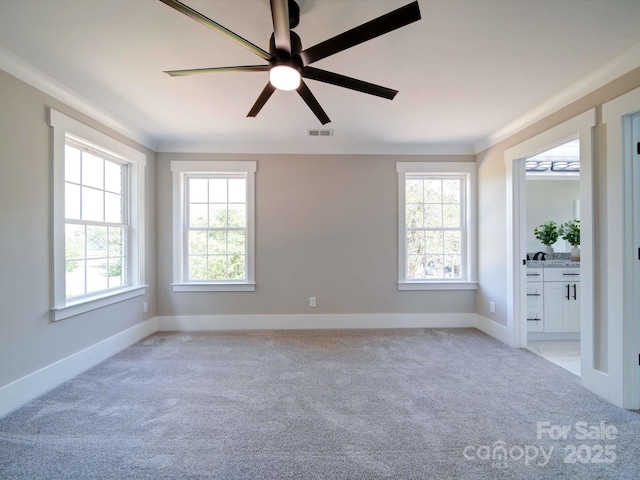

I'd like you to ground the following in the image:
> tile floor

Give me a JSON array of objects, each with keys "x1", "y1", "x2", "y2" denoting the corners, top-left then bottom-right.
[{"x1": 527, "y1": 340, "x2": 580, "y2": 376}]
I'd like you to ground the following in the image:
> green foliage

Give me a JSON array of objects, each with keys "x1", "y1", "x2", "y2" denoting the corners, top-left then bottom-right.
[
  {"x1": 534, "y1": 220, "x2": 559, "y2": 247},
  {"x1": 559, "y1": 219, "x2": 580, "y2": 247}
]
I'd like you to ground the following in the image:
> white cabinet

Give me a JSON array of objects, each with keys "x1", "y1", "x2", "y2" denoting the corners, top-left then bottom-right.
[
  {"x1": 526, "y1": 268, "x2": 544, "y2": 332},
  {"x1": 543, "y1": 269, "x2": 580, "y2": 333}
]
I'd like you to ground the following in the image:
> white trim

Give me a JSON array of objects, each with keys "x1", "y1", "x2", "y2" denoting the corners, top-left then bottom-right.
[
  {"x1": 398, "y1": 281, "x2": 477, "y2": 291},
  {"x1": 171, "y1": 283, "x2": 256, "y2": 292},
  {"x1": 157, "y1": 313, "x2": 477, "y2": 331},
  {"x1": 475, "y1": 315, "x2": 513, "y2": 346},
  {"x1": 0, "y1": 318, "x2": 157, "y2": 419},
  {"x1": 52, "y1": 286, "x2": 146, "y2": 321},
  {"x1": 475, "y1": 41, "x2": 640, "y2": 153},
  {"x1": 49, "y1": 109, "x2": 147, "y2": 318},
  {"x1": 170, "y1": 161, "x2": 257, "y2": 291},
  {"x1": 504, "y1": 110, "x2": 603, "y2": 401},
  {"x1": 602, "y1": 86, "x2": 640, "y2": 410},
  {"x1": 0, "y1": 47, "x2": 155, "y2": 150}
]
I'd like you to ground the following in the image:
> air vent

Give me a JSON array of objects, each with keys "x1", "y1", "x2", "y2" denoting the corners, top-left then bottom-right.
[{"x1": 307, "y1": 129, "x2": 333, "y2": 137}]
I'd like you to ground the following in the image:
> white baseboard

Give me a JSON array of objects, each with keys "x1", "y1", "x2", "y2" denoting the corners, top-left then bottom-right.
[
  {"x1": 157, "y1": 313, "x2": 477, "y2": 331},
  {"x1": 474, "y1": 315, "x2": 513, "y2": 346},
  {"x1": 0, "y1": 318, "x2": 157, "y2": 419}
]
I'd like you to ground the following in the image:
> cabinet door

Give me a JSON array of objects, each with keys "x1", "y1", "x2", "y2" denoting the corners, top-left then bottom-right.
[{"x1": 543, "y1": 282, "x2": 571, "y2": 332}]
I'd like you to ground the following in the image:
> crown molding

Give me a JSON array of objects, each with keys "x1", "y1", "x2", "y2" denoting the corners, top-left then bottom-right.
[
  {"x1": 474, "y1": 41, "x2": 640, "y2": 154},
  {"x1": 0, "y1": 47, "x2": 156, "y2": 151}
]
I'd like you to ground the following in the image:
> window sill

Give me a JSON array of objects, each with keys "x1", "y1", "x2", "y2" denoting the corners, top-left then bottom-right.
[
  {"x1": 52, "y1": 285, "x2": 147, "y2": 321},
  {"x1": 398, "y1": 281, "x2": 478, "y2": 291},
  {"x1": 172, "y1": 282, "x2": 256, "y2": 292}
]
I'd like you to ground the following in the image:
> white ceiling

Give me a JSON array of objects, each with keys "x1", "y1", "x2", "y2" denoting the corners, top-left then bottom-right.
[{"x1": 1, "y1": 0, "x2": 640, "y2": 154}]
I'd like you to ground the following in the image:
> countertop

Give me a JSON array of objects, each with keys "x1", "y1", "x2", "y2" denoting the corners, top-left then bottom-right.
[{"x1": 527, "y1": 260, "x2": 580, "y2": 268}]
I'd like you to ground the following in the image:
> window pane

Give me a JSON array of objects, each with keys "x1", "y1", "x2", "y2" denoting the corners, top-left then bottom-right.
[
  {"x1": 228, "y1": 231, "x2": 246, "y2": 255},
  {"x1": 65, "y1": 183, "x2": 81, "y2": 220},
  {"x1": 406, "y1": 230, "x2": 424, "y2": 255},
  {"x1": 209, "y1": 178, "x2": 227, "y2": 203},
  {"x1": 425, "y1": 231, "x2": 443, "y2": 254},
  {"x1": 66, "y1": 260, "x2": 85, "y2": 298},
  {"x1": 444, "y1": 231, "x2": 461, "y2": 255},
  {"x1": 443, "y1": 204, "x2": 460, "y2": 228},
  {"x1": 208, "y1": 256, "x2": 226, "y2": 280},
  {"x1": 406, "y1": 204, "x2": 423, "y2": 228},
  {"x1": 108, "y1": 227, "x2": 124, "y2": 257},
  {"x1": 424, "y1": 204, "x2": 442, "y2": 228},
  {"x1": 189, "y1": 204, "x2": 208, "y2": 227},
  {"x1": 82, "y1": 151, "x2": 104, "y2": 189},
  {"x1": 228, "y1": 255, "x2": 245, "y2": 279},
  {"x1": 405, "y1": 179, "x2": 423, "y2": 203},
  {"x1": 189, "y1": 255, "x2": 207, "y2": 280},
  {"x1": 104, "y1": 160, "x2": 122, "y2": 194},
  {"x1": 189, "y1": 178, "x2": 208, "y2": 203},
  {"x1": 228, "y1": 204, "x2": 246, "y2": 227},
  {"x1": 209, "y1": 204, "x2": 227, "y2": 227},
  {"x1": 65, "y1": 224, "x2": 85, "y2": 260},
  {"x1": 443, "y1": 179, "x2": 460, "y2": 203},
  {"x1": 108, "y1": 258, "x2": 123, "y2": 287},
  {"x1": 408, "y1": 255, "x2": 426, "y2": 279},
  {"x1": 86, "y1": 259, "x2": 108, "y2": 293},
  {"x1": 65, "y1": 145, "x2": 81, "y2": 184},
  {"x1": 228, "y1": 178, "x2": 246, "y2": 203},
  {"x1": 425, "y1": 255, "x2": 443, "y2": 278},
  {"x1": 105, "y1": 192, "x2": 122, "y2": 223},
  {"x1": 424, "y1": 180, "x2": 442, "y2": 203},
  {"x1": 188, "y1": 231, "x2": 207, "y2": 255},
  {"x1": 208, "y1": 231, "x2": 226, "y2": 255},
  {"x1": 82, "y1": 187, "x2": 104, "y2": 222},
  {"x1": 86, "y1": 226, "x2": 107, "y2": 258},
  {"x1": 444, "y1": 255, "x2": 461, "y2": 279}
]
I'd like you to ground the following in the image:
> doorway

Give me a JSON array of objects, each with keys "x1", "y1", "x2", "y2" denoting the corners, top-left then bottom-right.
[{"x1": 522, "y1": 139, "x2": 581, "y2": 376}]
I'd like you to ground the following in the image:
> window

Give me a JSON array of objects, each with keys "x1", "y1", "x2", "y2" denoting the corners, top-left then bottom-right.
[
  {"x1": 171, "y1": 161, "x2": 256, "y2": 292},
  {"x1": 50, "y1": 110, "x2": 146, "y2": 320},
  {"x1": 397, "y1": 162, "x2": 477, "y2": 290}
]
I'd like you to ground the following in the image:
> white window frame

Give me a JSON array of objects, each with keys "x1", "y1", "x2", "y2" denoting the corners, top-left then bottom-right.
[
  {"x1": 49, "y1": 109, "x2": 146, "y2": 321},
  {"x1": 171, "y1": 161, "x2": 256, "y2": 292},
  {"x1": 397, "y1": 162, "x2": 477, "y2": 291}
]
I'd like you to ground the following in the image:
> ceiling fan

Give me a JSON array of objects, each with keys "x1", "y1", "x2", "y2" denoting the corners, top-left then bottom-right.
[{"x1": 159, "y1": 0, "x2": 421, "y2": 124}]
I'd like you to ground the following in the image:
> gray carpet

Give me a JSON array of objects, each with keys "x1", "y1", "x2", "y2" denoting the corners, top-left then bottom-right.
[{"x1": 0, "y1": 328, "x2": 639, "y2": 479}]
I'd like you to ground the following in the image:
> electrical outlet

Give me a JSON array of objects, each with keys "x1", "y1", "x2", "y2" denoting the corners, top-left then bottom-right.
[
  {"x1": 489, "y1": 301, "x2": 496, "y2": 313},
  {"x1": 309, "y1": 297, "x2": 316, "y2": 308},
  {"x1": 143, "y1": 302, "x2": 148, "y2": 313}
]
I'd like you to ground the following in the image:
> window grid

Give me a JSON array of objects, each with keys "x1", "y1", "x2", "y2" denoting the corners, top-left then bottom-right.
[
  {"x1": 64, "y1": 142, "x2": 128, "y2": 299},
  {"x1": 184, "y1": 174, "x2": 248, "y2": 282},
  {"x1": 405, "y1": 175, "x2": 466, "y2": 280}
]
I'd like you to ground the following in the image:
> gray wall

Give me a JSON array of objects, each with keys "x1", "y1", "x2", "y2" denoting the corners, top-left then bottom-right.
[
  {"x1": 156, "y1": 152, "x2": 476, "y2": 316},
  {"x1": 0, "y1": 70, "x2": 156, "y2": 389}
]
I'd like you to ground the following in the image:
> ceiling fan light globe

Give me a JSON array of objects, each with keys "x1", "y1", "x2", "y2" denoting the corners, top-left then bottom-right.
[{"x1": 269, "y1": 65, "x2": 301, "y2": 91}]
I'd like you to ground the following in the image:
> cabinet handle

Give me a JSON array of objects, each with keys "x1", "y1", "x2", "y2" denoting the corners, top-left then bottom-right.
[
  {"x1": 562, "y1": 273, "x2": 580, "y2": 276},
  {"x1": 527, "y1": 293, "x2": 540, "y2": 296},
  {"x1": 527, "y1": 318, "x2": 541, "y2": 321},
  {"x1": 573, "y1": 284, "x2": 577, "y2": 300},
  {"x1": 566, "y1": 284, "x2": 570, "y2": 300},
  {"x1": 527, "y1": 273, "x2": 541, "y2": 276}
]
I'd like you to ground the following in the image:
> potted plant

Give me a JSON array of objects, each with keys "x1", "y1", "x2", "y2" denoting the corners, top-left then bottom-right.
[
  {"x1": 560, "y1": 219, "x2": 580, "y2": 261},
  {"x1": 534, "y1": 220, "x2": 559, "y2": 253}
]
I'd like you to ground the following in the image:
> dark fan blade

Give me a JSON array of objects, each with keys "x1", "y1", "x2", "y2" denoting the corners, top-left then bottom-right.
[
  {"x1": 165, "y1": 65, "x2": 269, "y2": 76},
  {"x1": 270, "y1": 0, "x2": 291, "y2": 54},
  {"x1": 298, "y1": 1, "x2": 421, "y2": 66},
  {"x1": 302, "y1": 67, "x2": 398, "y2": 100},
  {"x1": 297, "y1": 80, "x2": 330, "y2": 125},
  {"x1": 159, "y1": 0, "x2": 271, "y2": 61},
  {"x1": 247, "y1": 83, "x2": 277, "y2": 117}
]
